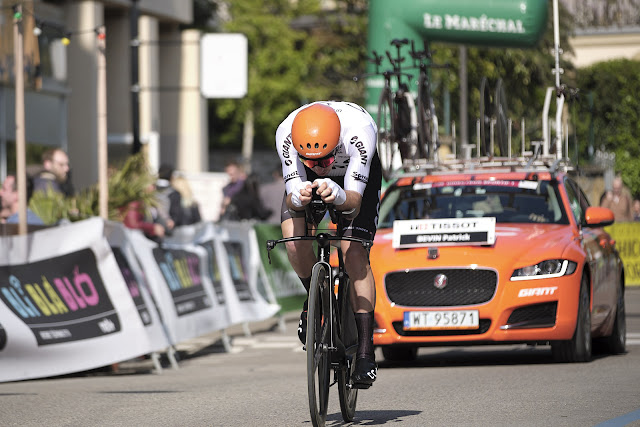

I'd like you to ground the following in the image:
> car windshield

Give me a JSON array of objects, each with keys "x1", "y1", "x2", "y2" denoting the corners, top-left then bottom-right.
[{"x1": 378, "y1": 179, "x2": 569, "y2": 228}]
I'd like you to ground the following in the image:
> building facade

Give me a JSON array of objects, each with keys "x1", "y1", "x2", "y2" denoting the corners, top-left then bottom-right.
[{"x1": 0, "y1": 0, "x2": 207, "y2": 191}]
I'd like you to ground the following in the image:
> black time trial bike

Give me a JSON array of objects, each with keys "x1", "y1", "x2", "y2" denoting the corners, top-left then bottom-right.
[{"x1": 266, "y1": 197, "x2": 372, "y2": 427}]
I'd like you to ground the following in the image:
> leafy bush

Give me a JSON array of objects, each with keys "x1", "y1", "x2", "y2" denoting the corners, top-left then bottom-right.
[
  {"x1": 574, "y1": 59, "x2": 640, "y2": 197},
  {"x1": 29, "y1": 154, "x2": 157, "y2": 225}
]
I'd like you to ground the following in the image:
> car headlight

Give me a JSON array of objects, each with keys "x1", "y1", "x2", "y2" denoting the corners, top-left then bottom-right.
[{"x1": 510, "y1": 259, "x2": 577, "y2": 281}]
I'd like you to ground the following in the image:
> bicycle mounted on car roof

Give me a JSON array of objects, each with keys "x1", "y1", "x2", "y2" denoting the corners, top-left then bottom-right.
[
  {"x1": 355, "y1": 38, "x2": 450, "y2": 181},
  {"x1": 266, "y1": 192, "x2": 372, "y2": 427}
]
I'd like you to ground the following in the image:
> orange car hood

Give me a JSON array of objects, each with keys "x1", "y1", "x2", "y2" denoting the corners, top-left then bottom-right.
[{"x1": 372, "y1": 223, "x2": 576, "y2": 271}]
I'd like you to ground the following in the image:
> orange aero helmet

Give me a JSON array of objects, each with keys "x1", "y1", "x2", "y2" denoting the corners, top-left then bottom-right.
[{"x1": 291, "y1": 104, "x2": 341, "y2": 159}]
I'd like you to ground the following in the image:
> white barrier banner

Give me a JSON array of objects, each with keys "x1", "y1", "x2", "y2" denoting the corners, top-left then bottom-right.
[
  {"x1": 0, "y1": 218, "x2": 153, "y2": 383},
  {"x1": 125, "y1": 225, "x2": 224, "y2": 345},
  {"x1": 104, "y1": 221, "x2": 171, "y2": 351},
  {"x1": 192, "y1": 221, "x2": 280, "y2": 325}
]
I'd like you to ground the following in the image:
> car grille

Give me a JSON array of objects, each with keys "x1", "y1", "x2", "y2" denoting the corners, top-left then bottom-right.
[
  {"x1": 392, "y1": 319, "x2": 491, "y2": 336},
  {"x1": 506, "y1": 302, "x2": 557, "y2": 328},
  {"x1": 385, "y1": 269, "x2": 497, "y2": 307}
]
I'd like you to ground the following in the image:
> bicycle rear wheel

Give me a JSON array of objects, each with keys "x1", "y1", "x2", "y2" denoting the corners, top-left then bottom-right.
[
  {"x1": 377, "y1": 88, "x2": 397, "y2": 181},
  {"x1": 337, "y1": 275, "x2": 358, "y2": 422},
  {"x1": 307, "y1": 263, "x2": 331, "y2": 427}
]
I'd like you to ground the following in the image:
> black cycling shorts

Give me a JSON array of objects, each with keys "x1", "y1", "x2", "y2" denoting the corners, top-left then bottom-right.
[{"x1": 280, "y1": 152, "x2": 382, "y2": 241}]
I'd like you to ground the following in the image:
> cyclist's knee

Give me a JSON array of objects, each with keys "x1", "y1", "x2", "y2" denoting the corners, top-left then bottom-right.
[{"x1": 344, "y1": 247, "x2": 370, "y2": 279}]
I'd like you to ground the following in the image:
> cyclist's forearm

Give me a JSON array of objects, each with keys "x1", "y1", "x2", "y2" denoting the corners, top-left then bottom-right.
[{"x1": 337, "y1": 191, "x2": 362, "y2": 216}]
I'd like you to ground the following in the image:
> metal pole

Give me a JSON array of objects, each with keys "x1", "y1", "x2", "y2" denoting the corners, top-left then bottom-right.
[
  {"x1": 97, "y1": 26, "x2": 108, "y2": 219},
  {"x1": 552, "y1": 0, "x2": 564, "y2": 160},
  {"x1": 130, "y1": 0, "x2": 141, "y2": 154},
  {"x1": 458, "y1": 45, "x2": 468, "y2": 147},
  {"x1": 13, "y1": 4, "x2": 27, "y2": 235}
]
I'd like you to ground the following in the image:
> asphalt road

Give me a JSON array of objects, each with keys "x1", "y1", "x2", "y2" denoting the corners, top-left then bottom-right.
[{"x1": 1, "y1": 288, "x2": 639, "y2": 427}]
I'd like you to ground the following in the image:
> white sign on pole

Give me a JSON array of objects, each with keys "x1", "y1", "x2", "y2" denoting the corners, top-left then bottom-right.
[{"x1": 200, "y1": 33, "x2": 248, "y2": 99}]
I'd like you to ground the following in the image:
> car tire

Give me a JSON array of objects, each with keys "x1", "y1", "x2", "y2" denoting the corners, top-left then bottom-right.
[
  {"x1": 602, "y1": 280, "x2": 626, "y2": 355},
  {"x1": 551, "y1": 273, "x2": 592, "y2": 363},
  {"x1": 382, "y1": 345, "x2": 418, "y2": 362}
]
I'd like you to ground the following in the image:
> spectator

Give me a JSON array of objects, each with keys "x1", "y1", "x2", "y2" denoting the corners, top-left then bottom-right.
[
  {"x1": 172, "y1": 172, "x2": 202, "y2": 225},
  {"x1": 258, "y1": 167, "x2": 286, "y2": 224},
  {"x1": 121, "y1": 183, "x2": 168, "y2": 242},
  {"x1": 0, "y1": 175, "x2": 44, "y2": 225},
  {"x1": 222, "y1": 173, "x2": 272, "y2": 221},
  {"x1": 633, "y1": 199, "x2": 640, "y2": 221},
  {"x1": 219, "y1": 160, "x2": 246, "y2": 219},
  {"x1": 32, "y1": 148, "x2": 72, "y2": 196},
  {"x1": 155, "y1": 164, "x2": 183, "y2": 227},
  {"x1": 600, "y1": 176, "x2": 633, "y2": 222}
]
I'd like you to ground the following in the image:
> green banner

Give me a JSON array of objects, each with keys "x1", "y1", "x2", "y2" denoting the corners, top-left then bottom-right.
[
  {"x1": 253, "y1": 224, "x2": 307, "y2": 313},
  {"x1": 365, "y1": 0, "x2": 548, "y2": 114}
]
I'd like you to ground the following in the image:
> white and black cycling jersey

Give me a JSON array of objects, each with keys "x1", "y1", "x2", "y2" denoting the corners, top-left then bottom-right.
[{"x1": 275, "y1": 101, "x2": 378, "y2": 197}]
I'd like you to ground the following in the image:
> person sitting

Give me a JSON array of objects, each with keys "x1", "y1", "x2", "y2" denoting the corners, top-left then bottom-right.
[{"x1": 0, "y1": 175, "x2": 45, "y2": 225}]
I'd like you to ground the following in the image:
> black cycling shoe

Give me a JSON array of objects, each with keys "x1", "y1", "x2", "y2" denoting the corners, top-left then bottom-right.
[
  {"x1": 351, "y1": 357, "x2": 377, "y2": 389},
  {"x1": 297, "y1": 310, "x2": 307, "y2": 345}
]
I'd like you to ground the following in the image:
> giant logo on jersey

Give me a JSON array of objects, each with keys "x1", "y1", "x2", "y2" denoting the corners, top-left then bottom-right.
[
  {"x1": 350, "y1": 136, "x2": 368, "y2": 165},
  {"x1": 282, "y1": 133, "x2": 294, "y2": 166}
]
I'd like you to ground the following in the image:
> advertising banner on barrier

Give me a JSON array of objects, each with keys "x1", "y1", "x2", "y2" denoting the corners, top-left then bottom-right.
[
  {"x1": 104, "y1": 222, "x2": 172, "y2": 351},
  {"x1": 0, "y1": 218, "x2": 153, "y2": 382},
  {"x1": 125, "y1": 225, "x2": 224, "y2": 345},
  {"x1": 193, "y1": 221, "x2": 280, "y2": 325},
  {"x1": 606, "y1": 222, "x2": 640, "y2": 286}
]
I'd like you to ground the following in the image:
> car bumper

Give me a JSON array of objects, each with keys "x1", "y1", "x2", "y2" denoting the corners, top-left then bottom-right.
[{"x1": 373, "y1": 272, "x2": 582, "y2": 346}]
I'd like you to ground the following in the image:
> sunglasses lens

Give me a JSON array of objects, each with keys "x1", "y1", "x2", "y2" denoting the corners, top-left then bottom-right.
[{"x1": 300, "y1": 153, "x2": 335, "y2": 169}]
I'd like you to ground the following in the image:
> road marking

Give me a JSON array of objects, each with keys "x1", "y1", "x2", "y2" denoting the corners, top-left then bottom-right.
[
  {"x1": 626, "y1": 332, "x2": 640, "y2": 346},
  {"x1": 594, "y1": 407, "x2": 640, "y2": 427}
]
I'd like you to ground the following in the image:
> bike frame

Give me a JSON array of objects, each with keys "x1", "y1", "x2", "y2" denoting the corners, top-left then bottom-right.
[{"x1": 266, "y1": 201, "x2": 372, "y2": 426}]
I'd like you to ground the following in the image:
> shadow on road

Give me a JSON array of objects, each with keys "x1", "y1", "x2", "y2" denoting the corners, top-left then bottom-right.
[
  {"x1": 322, "y1": 409, "x2": 422, "y2": 426},
  {"x1": 378, "y1": 344, "x2": 622, "y2": 369}
]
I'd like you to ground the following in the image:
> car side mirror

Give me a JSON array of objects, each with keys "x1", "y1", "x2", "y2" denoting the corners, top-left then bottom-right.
[{"x1": 584, "y1": 206, "x2": 614, "y2": 227}]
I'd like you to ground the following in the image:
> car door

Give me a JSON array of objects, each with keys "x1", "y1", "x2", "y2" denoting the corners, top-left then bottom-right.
[{"x1": 565, "y1": 178, "x2": 615, "y2": 328}]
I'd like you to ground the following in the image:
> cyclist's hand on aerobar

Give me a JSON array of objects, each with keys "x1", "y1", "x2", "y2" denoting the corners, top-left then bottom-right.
[
  {"x1": 313, "y1": 178, "x2": 346, "y2": 206},
  {"x1": 291, "y1": 180, "x2": 314, "y2": 208}
]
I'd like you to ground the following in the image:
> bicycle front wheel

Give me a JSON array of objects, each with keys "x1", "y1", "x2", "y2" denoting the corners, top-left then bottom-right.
[
  {"x1": 337, "y1": 275, "x2": 358, "y2": 422},
  {"x1": 307, "y1": 263, "x2": 331, "y2": 427},
  {"x1": 377, "y1": 88, "x2": 397, "y2": 181}
]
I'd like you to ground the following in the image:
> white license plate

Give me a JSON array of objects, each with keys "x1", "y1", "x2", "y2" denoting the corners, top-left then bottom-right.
[{"x1": 403, "y1": 310, "x2": 479, "y2": 330}]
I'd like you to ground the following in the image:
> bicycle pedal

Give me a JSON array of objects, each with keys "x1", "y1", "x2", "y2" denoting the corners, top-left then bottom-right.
[{"x1": 350, "y1": 382, "x2": 372, "y2": 390}]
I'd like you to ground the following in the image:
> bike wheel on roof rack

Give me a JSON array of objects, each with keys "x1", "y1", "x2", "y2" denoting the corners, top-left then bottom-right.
[
  {"x1": 479, "y1": 76, "x2": 492, "y2": 157},
  {"x1": 495, "y1": 78, "x2": 509, "y2": 157},
  {"x1": 417, "y1": 73, "x2": 434, "y2": 161},
  {"x1": 377, "y1": 88, "x2": 397, "y2": 181}
]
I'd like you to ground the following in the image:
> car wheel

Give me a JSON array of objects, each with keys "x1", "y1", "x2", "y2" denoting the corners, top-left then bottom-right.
[
  {"x1": 382, "y1": 345, "x2": 418, "y2": 362},
  {"x1": 551, "y1": 273, "x2": 592, "y2": 363},
  {"x1": 603, "y1": 280, "x2": 626, "y2": 355}
]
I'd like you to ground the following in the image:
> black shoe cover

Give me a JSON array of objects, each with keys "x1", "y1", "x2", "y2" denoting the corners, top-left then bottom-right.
[
  {"x1": 297, "y1": 310, "x2": 307, "y2": 345},
  {"x1": 351, "y1": 357, "x2": 377, "y2": 389}
]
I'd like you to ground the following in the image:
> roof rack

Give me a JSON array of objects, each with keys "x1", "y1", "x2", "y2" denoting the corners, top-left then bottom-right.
[
  {"x1": 389, "y1": 1, "x2": 576, "y2": 182},
  {"x1": 395, "y1": 154, "x2": 573, "y2": 178}
]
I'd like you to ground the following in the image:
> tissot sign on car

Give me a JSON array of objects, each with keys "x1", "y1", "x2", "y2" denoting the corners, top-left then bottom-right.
[{"x1": 393, "y1": 217, "x2": 496, "y2": 248}]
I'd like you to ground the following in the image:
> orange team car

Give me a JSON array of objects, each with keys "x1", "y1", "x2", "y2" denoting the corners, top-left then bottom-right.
[{"x1": 369, "y1": 159, "x2": 626, "y2": 363}]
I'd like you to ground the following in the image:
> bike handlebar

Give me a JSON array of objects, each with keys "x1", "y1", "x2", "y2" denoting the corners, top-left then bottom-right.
[{"x1": 265, "y1": 194, "x2": 373, "y2": 263}]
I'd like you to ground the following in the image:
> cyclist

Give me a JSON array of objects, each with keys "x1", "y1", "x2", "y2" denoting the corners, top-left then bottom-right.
[{"x1": 275, "y1": 101, "x2": 382, "y2": 388}]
